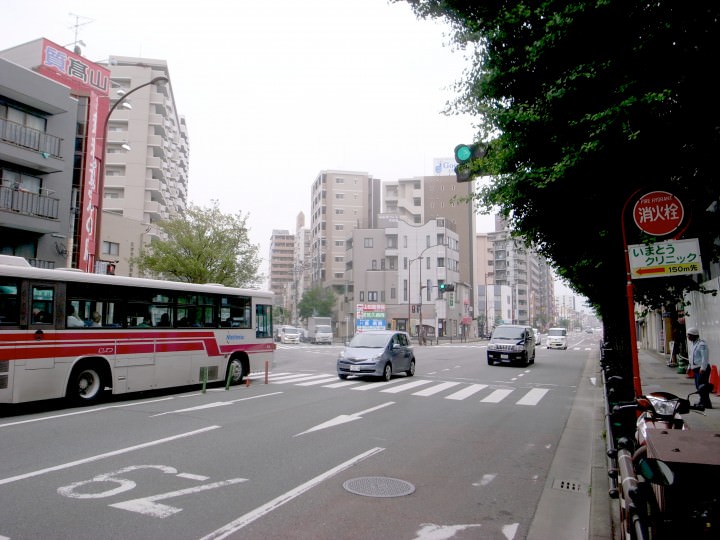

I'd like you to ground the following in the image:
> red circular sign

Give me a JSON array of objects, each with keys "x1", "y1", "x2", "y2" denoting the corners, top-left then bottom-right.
[{"x1": 633, "y1": 191, "x2": 684, "y2": 236}]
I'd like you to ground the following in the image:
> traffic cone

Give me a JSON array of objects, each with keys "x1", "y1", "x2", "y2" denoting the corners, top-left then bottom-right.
[
  {"x1": 712, "y1": 365, "x2": 720, "y2": 396},
  {"x1": 245, "y1": 377, "x2": 251, "y2": 387}
]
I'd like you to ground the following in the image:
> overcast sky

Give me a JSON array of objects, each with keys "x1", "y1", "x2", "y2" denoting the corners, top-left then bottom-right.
[{"x1": 3, "y1": 1, "x2": 580, "y2": 297}]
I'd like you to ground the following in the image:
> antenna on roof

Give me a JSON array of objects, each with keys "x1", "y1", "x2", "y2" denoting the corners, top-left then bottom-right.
[{"x1": 67, "y1": 12, "x2": 94, "y2": 55}]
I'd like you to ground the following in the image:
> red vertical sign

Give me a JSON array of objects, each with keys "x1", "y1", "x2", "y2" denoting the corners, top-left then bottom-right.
[{"x1": 37, "y1": 39, "x2": 110, "y2": 272}]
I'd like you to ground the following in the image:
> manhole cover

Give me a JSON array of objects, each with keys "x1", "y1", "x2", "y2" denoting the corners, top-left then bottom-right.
[{"x1": 343, "y1": 476, "x2": 415, "y2": 498}]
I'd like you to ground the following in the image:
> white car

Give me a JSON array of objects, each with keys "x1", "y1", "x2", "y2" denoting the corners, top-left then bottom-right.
[
  {"x1": 546, "y1": 327, "x2": 568, "y2": 350},
  {"x1": 280, "y1": 326, "x2": 301, "y2": 344}
]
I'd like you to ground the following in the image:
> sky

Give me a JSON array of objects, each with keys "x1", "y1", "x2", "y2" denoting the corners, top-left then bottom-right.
[{"x1": 3, "y1": 1, "x2": 575, "y2": 298}]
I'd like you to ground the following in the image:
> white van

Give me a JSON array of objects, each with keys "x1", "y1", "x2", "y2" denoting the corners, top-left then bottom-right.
[{"x1": 546, "y1": 327, "x2": 568, "y2": 350}]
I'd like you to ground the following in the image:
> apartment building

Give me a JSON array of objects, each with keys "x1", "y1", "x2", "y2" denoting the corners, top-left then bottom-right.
[
  {"x1": 268, "y1": 228, "x2": 295, "y2": 309},
  {"x1": 309, "y1": 170, "x2": 381, "y2": 293},
  {"x1": 98, "y1": 56, "x2": 188, "y2": 277}
]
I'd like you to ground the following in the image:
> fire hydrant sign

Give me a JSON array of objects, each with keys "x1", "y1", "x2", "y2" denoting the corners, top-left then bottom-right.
[
  {"x1": 628, "y1": 238, "x2": 703, "y2": 279},
  {"x1": 633, "y1": 191, "x2": 684, "y2": 236}
]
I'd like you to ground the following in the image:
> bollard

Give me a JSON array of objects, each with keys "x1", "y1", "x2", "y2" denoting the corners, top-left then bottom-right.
[
  {"x1": 225, "y1": 366, "x2": 233, "y2": 391},
  {"x1": 264, "y1": 360, "x2": 269, "y2": 384},
  {"x1": 245, "y1": 377, "x2": 250, "y2": 387},
  {"x1": 201, "y1": 366, "x2": 208, "y2": 393}
]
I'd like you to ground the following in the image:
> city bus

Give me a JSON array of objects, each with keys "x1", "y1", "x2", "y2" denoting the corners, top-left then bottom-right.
[{"x1": 0, "y1": 256, "x2": 275, "y2": 405}]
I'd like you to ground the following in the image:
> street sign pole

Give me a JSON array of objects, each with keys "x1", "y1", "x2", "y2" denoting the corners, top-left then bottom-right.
[{"x1": 622, "y1": 188, "x2": 644, "y2": 397}]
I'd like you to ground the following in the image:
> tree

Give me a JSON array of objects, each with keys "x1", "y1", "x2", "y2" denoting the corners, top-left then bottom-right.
[
  {"x1": 130, "y1": 201, "x2": 262, "y2": 287},
  {"x1": 397, "y1": 0, "x2": 720, "y2": 354},
  {"x1": 297, "y1": 287, "x2": 336, "y2": 321}
]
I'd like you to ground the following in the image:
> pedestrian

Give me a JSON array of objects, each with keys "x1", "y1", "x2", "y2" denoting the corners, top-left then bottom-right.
[
  {"x1": 66, "y1": 305, "x2": 85, "y2": 328},
  {"x1": 687, "y1": 327, "x2": 713, "y2": 409}
]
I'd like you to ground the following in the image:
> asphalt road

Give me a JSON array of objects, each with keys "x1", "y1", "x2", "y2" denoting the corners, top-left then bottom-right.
[{"x1": 0, "y1": 334, "x2": 600, "y2": 540}]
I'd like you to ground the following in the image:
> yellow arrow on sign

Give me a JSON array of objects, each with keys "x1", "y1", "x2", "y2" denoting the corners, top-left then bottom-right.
[{"x1": 632, "y1": 262, "x2": 702, "y2": 278}]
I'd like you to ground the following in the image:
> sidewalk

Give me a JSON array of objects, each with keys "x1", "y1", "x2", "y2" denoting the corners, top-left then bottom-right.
[{"x1": 528, "y1": 346, "x2": 720, "y2": 540}]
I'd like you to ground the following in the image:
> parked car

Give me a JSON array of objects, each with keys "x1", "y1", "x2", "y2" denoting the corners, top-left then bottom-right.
[
  {"x1": 486, "y1": 324, "x2": 536, "y2": 366},
  {"x1": 337, "y1": 330, "x2": 415, "y2": 381},
  {"x1": 546, "y1": 327, "x2": 568, "y2": 350},
  {"x1": 279, "y1": 326, "x2": 301, "y2": 344}
]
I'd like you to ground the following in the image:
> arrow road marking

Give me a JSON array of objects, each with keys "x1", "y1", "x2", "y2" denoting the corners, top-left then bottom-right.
[{"x1": 294, "y1": 402, "x2": 395, "y2": 436}]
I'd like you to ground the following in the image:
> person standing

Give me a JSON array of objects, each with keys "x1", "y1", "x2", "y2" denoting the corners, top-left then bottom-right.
[{"x1": 687, "y1": 327, "x2": 713, "y2": 408}]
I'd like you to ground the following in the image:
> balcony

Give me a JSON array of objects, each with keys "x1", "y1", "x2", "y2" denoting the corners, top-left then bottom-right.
[
  {"x1": 0, "y1": 185, "x2": 59, "y2": 220},
  {"x1": 0, "y1": 118, "x2": 64, "y2": 173}
]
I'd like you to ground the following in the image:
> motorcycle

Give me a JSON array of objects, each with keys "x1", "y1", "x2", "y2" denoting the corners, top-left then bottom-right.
[
  {"x1": 612, "y1": 385, "x2": 711, "y2": 451},
  {"x1": 612, "y1": 384, "x2": 719, "y2": 538}
]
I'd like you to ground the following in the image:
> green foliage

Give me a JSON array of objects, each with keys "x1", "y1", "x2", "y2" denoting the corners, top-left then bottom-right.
[
  {"x1": 397, "y1": 0, "x2": 720, "y2": 347},
  {"x1": 130, "y1": 201, "x2": 262, "y2": 287},
  {"x1": 297, "y1": 287, "x2": 336, "y2": 320}
]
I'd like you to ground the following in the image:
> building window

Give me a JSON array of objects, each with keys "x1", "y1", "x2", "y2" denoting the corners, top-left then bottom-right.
[
  {"x1": 403, "y1": 257, "x2": 407, "y2": 270},
  {"x1": 335, "y1": 193, "x2": 344, "y2": 199},
  {"x1": 102, "y1": 241, "x2": 120, "y2": 256},
  {"x1": 368, "y1": 291, "x2": 378, "y2": 301},
  {"x1": 437, "y1": 257, "x2": 445, "y2": 267},
  {"x1": 426, "y1": 257, "x2": 431, "y2": 270},
  {"x1": 390, "y1": 287, "x2": 396, "y2": 299},
  {"x1": 403, "y1": 280, "x2": 407, "y2": 301},
  {"x1": 372, "y1": 260, "x2": 377, "y2": 269},
  {"x1": 413, "y1": 197, "x2": 421, "y2": 206},
  {"x1": 336, "y1": 178, "x2": 344, "y2": 183},
  {"x1": 380, "y1": 259, "x2": 385, "y2": 270},
  {"x1": 335, "y1": 209, "x2": 344, "y2": 214},
  {"x1": 381, "y1": 290, "x2": 386, "y2": 302},
  {"x1": 426, "y1": 235, "x2": 431, "y2": 247},
  {"x1": 364, "y1": 238, "x2": 373, "y2": 248},
  {"x1": 359, "y1": 291, "x2": 365, "y2": 301},
  {"x1": 335, "y1": 224, "x2": 344, "y2": 230},
  {"x1": 334, "y1": 272, "x2": 344, "y2": 278}
]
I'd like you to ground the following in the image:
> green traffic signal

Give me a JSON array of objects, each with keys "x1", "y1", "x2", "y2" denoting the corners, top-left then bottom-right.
[
  {"x1": 453, "y1": 142, "x2": 487, "y2": 183},
  {"x1": 454, "y1": 144, "x2": 473, "y2": 163}
]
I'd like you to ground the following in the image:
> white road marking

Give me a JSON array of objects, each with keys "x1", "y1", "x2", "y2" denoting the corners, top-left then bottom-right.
[
  {"x1": 110, "y1": 477, "x2": 248, "y2": 518},
  {"x1": 380, "y1": 380, "x2": 434, "y2": 393},
  {"x1": 515, "y1": 388, "x2": 549, "y2": 406},
  {"x1": 413, "y1": 523, "x2": 483, "y2": 539},
  {"x1": 412, "y1": 381, "x2": 462, "y2": 396},
  {"x1": 480, "y1": 389, "x2": 513, "y2": 403},
  {"x1": 472, "y1": 473, "x2": 496, "y2": 487},
  {"x1": 151, "y1": 392, "x2": 282, "y2": 416},
  {"x1": 199, "y1": 447, "x2": 385, "y2": 540},
  {"x1": 445, "y1": 384, "x2": 487, "y2": 400},
  {"x1": 294, "y1": 402, "x2": 395, "y2": 436},
  {"x1": 322, "y1": 380, "x2": 362, "y2": 388},
  {"x1": 0, "y1": 426, "x2": 220, "y2": 486},
  {"x1": 295, "y1": 376, "x2": 340, "y2": 386},
  {"x1": 0, "y1": 397, "x2": 175, "y2": 428}
]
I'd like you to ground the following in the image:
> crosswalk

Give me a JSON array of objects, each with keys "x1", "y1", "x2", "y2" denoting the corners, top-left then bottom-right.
[{"x1": 252, "y1": 371, "x2": 550, "y2": 406}]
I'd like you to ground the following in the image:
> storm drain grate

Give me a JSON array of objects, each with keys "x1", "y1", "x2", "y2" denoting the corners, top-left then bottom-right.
[
  {"x1": 343, "y1": 476, "x2": 415, "y2": 498},
  {"x1": 552, "y1": 478, "x2": 584, "y2": 493}
]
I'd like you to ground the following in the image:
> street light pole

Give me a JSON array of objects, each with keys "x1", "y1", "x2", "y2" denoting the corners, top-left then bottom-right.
[{"x1": 95, "y1": 76, "x2": 169, "y2": 271}]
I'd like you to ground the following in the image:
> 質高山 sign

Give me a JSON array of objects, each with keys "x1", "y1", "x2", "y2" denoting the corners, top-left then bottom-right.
[
  {"x1": 633, "y1": 191, "x2": 684, "y2": 236},
  {"x1": 628, "y1": 238, "x2": 703, "y2": 279}
]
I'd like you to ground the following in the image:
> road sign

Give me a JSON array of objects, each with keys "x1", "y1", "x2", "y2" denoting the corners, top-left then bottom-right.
[
  {"x1": 633, "y1": 191, "x2": 684, "y2": 236},
  {"x1": 628, "y1": 238, "x2": 703, "y2": 279}
]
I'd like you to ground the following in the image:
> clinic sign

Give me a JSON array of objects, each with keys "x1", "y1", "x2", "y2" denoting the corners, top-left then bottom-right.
[
  {"x1": 628, "y1": 238, "x2": 703, "y2": 279},
  {"x1": 633, "y1": 191, "x2": 684, "y2": 236}
]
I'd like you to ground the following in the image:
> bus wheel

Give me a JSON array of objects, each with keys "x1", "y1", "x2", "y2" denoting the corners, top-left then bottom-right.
[
  {"x1": 67, "y1": 364, "x2": 105, "y2": 404},
  {"x1": 226, "y1": 358, "x2": 248, "y2": 385}
]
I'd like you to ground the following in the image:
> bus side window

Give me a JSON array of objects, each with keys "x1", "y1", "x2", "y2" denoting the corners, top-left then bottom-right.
[
  {"x1": 31, "y1": 285, "x2": 54, "y2": 324},
  {"x1": 0, "y1": 280, "x2": 20, "y2": 326}
]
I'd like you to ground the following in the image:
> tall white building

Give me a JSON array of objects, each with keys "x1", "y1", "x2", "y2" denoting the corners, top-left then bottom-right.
[{"x1": 99, "y1": 56, "x2": 189, "y2": 276}]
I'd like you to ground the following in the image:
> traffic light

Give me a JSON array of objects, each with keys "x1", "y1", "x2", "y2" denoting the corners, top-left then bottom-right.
[
  {"x1": 438, "y1": 283, "x2": 455, "y2": 293},
  {"x1": 453, "y1": 143, "x2": 487, "y2": 182}
]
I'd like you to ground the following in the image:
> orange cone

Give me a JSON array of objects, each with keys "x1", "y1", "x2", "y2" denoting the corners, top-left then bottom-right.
[
  {"x1": 245, "y1": 377, "x2": 251, "y2": 387},
  {"x1": 712, "y1": 365, "x2": 720, "y2": 396}
]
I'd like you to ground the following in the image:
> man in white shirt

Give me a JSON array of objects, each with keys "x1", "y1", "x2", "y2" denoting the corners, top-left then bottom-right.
[
  {"x1": 66, "y1": 305, "x2": 85, "y2": 328},
  {"x1": 687, "y1": 327, "x2": 712, "y2": 408}
]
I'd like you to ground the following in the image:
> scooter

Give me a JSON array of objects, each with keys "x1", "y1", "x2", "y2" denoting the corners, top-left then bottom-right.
[
  {"x1": 612, "y1": 385, "x2": 711, "y2": 452},
  {"x1": 612, "y1": 385, "x2": 718, "y2": 537}
]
